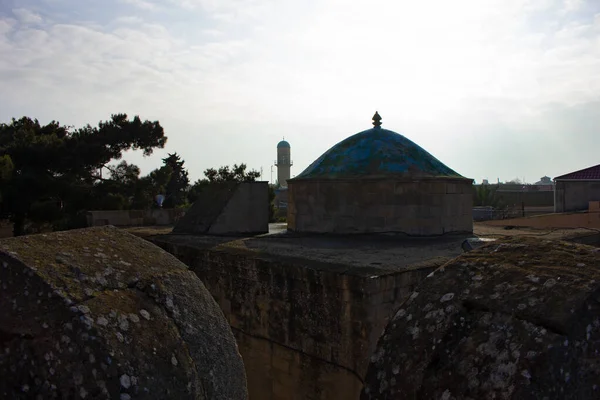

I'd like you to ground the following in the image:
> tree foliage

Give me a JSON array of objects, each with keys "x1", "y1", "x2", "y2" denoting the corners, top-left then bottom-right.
[
  {"x1": 473, "y1": 184, "x2": 505, "y2": 208},
  {"x1": 0, "y1": 114, "x2": 167, "y2": 236},
  {"x1": 505, "y1": 178, "x2": 523, "y2": 185},
  {"x1": 203, "y1": 164, "x2": 261, "y2": 183},
  {"x1": 0, "y1": 113, "x2": 269, "y2": 237},
  {"x1": 188, "y1": 163, "x2": 260, "y2": 204},
  {"x1": 0, "y1": 154, "x2": 13, "y2": 181},
  {"x1": 161, "y1": 153, "x2": 189, "y2": 208}
]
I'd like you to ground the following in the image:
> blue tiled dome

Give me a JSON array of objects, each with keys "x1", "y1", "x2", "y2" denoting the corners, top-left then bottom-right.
[
  {"x1": 277, "y1": 140, "x2": 290, "y2": 149},
  {"x1": 294, "y1": 126, "x2": 463, "y2": 180}
]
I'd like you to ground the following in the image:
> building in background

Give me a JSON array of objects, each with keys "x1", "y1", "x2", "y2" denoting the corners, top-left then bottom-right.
[
  {"x1": 554, "y1": 164, "x2": 600, "y2": 212},
  {"x1": 287, "y1": 112, "x2": 473, "y2": 235},
  {"x1": 533, "y1": 176, "x2": 554, "y2": 191},
  {"x1": 275, "y1": 138, "x2": 292, "y2": 188},
  {"x1": 273, "y1": 138, "x2": 292, "y2": 219}
]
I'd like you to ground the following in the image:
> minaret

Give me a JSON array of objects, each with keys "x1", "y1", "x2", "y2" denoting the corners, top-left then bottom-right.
[{"x1": 275, "y1": 137, "x2": 292, "y2": 187}]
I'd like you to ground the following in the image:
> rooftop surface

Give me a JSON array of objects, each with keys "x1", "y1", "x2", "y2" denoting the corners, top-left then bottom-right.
[
  {"x1": 554, "y1": 163, "x2": 600, "y2": 180},
  {"x1": 277, "y1": 139, "x2": 290, "y2": 149},
  {"x1": 292, "y1": 121, "x2": 466, "y2": 180},
  {"x1": 149, "y1": 228, "x2": 467, "y2": 277},
  {"x1": 132, "y1": 223, "x2": 600, "y2": 277}
]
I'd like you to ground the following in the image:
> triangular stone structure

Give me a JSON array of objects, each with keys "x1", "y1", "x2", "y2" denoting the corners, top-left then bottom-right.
[{"x1": 174, "y1": 181, "x2": 269, "y2": 235}]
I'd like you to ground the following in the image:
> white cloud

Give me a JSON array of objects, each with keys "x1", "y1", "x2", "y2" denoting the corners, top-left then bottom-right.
[
  {"x1": 201, "y1": 29, "x2": 223, "y2": 37},
  {"x1": 12, "y1": 8, "x2": 43, "y2": 24},
  {"x1": 166, "y1": 0, "x2": 275, "y2": 26},
  {"x1": 120, "y1": 0, "x2": 159, "y2": 10},
  {"x1": 563, "y1": 0, "x2": 583, "y2": 12},
  {"x1": 168, "y1": 0, "x2": 265, "y2": 12},
  {"x1": 1, "y1": 0, "x2": 600, "y2": 182},
  {"x1": 0, "y1": 18, "x2": 16, "y2": 36},
  {"x1": 114, "y1": 16, "x2": 145, "y2": 25}
]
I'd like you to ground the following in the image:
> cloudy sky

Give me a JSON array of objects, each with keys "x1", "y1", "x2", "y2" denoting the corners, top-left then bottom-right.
[{"x1": 1, "y1": 0, "x2": 599, "y2": 183}]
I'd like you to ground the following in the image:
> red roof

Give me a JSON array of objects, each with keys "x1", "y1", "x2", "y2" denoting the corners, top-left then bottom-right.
[{"x1": 554, "y1": 164, "x2": 600, "y2": 180}]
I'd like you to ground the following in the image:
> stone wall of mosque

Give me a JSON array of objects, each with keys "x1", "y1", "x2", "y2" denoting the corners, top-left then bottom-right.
[{"x1": 287, "y1": 178, "x2": 473, "y2": 235}]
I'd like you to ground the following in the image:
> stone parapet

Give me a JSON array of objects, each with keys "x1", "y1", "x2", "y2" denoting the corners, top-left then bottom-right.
[{"x1": 150, "y1": 233, "x2": 463, "y2": 399}]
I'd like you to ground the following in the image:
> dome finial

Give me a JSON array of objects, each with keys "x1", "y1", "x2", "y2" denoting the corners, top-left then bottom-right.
[{"x1": 372, "y1": 111, "x2": 382, "y2": 127}]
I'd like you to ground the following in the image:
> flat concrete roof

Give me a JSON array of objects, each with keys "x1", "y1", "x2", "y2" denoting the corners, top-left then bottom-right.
[
  {"x1": 141, "y1": 224, "x2": 469, "y2": 277},
  {"x1": 129, "y1": 222, "x2": 600, "y2": 277}
]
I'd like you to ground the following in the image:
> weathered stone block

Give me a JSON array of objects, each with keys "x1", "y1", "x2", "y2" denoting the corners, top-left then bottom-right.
[
  {"x1": 175, "y1": 181, "x2": 268, "y2": 235},
  {"x1": 0, "y1": 226, "x2": 248, "y2": 400},
  {"x1": 150, "y1": 230, "x2": 459, "y2": 400},
  {"x1": 288, "y1": 177, "x2": 473, "y2": 235},
  {"x1": 363, "y1": 237, "x2": 600, "y2": 399},
  {"x1": 430, "y1": 181, "x2": 448, "y2": 194}
]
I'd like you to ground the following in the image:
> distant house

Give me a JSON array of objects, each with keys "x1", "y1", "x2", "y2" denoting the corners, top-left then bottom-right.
[
  {"x1": 535, "y1": 176, "x2": 553, "y2": 185},
  {"x1": 554, "y1": 164, "x2": 600, "y2": 212},
  {"x1": 533, "y1": 176, "x2": 554, "y2": 192}
]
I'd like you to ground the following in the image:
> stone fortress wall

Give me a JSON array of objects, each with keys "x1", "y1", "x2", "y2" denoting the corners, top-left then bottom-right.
[
  {"x1": 150, "y1": 234, "x2": 442, "y2": 399},
  {"x1": 86, "y1": 208, "x2": 186, "y2": 227},
  {"x1": 3, "y1": 226, "x2": 600, "y2": 399}
]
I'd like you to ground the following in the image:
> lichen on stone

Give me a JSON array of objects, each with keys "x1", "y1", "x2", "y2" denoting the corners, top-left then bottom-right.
[
  {"x1": 0, "y1": 226, "x2": 248, "y2": 399},
  {"x1": 361, "y1": 237, "x2": 600, "y2": 399}
]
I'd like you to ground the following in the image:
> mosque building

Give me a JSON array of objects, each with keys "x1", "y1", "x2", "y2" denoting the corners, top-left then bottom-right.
[
  {"x1": 272, "y1": 138, "x2": 292, "y2": 218},
  {"x1": 275, "y1": 138, "x2": 292, "y2": 188},
  {"x1": 286, "y1": 112, "x2": 473, "y2": 235}
]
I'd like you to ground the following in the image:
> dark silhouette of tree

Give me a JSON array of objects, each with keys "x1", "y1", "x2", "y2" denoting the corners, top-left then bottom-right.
[
  {"x1": 0, "y1": 155, "x2": 12, "y2": 180},
  {"x1": 0, "y1": 114, "x2": 167, "y2": 236},
  {"x1": 161, "y1": 153, "x2": 189, "y2": 208},
  {"x1": 187, "y1": 163, "x2": 260, "y2": 204},
  {"x1": 90, "y1": 161, "x2": 141, "y2": 210},
  {"x1": 0, "y1": 155, "x2": 13, "y2": 205},
  {"x1": 473, "y1": 184, "x2": 505, "y2": 208},
  {"x1": 108, "y1": 161, "x2": 141, "y2": 186},
  {"x1": 130, "y1": 176, "x2": 155, "y2": 210},
  {"x1": 204, "y1": 163, "x2": 261, "y2": 183}
]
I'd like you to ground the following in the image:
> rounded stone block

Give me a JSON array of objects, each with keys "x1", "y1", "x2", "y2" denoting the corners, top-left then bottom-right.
[
  {"x1": 362, "y1": 237, "x2": 600, "y2": 399},
  {"x1": 0, "y1": 226, "x2": 247, "y2": 400}
]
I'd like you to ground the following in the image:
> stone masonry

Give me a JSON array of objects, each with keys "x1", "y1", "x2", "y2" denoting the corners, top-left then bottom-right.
[
  {"x1": 149, "y1": 232, "x2": 469, "y2": 399},
  {"x1": 0, "y1": 226, "x2": 247, "y2": 399},
  {"x1": 287, "y1": 179, "x2": 473, "y2": 235},
  {"x1": 174, "y1": 181, "x2": 269, "y2": 235},
  {"x1": 363, "y1": 237, "x2": 600, "y2": 399}
]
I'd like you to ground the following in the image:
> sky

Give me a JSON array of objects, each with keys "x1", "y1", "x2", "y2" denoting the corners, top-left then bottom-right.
[{"x1": 1, "y1": 0, "x2": 600, "y2": 184}]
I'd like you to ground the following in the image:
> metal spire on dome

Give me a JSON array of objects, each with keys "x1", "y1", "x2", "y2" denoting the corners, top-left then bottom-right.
[{"x1": 372, "y1": 111, "x2": 382, "y2": 127}]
